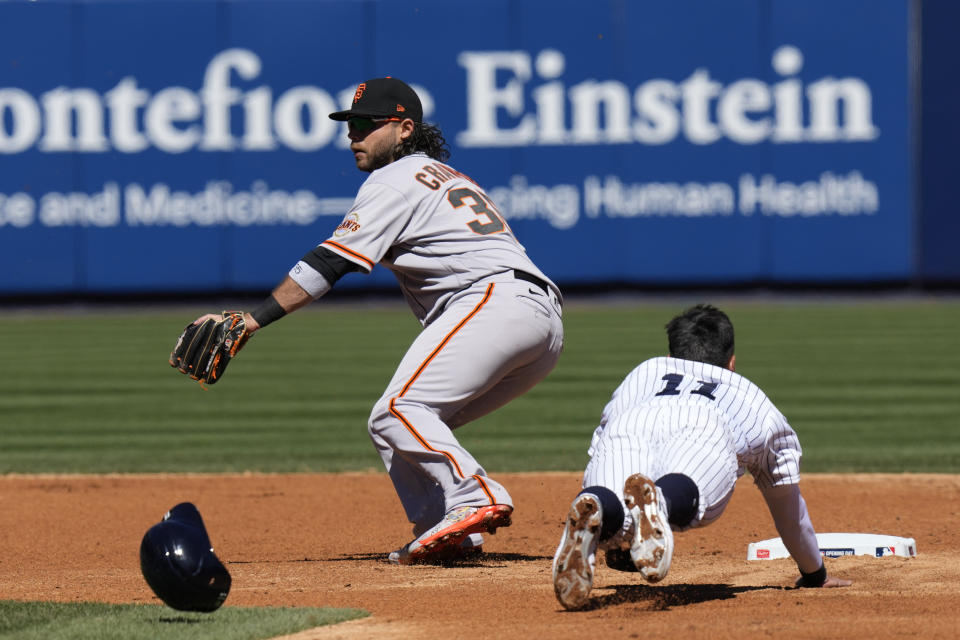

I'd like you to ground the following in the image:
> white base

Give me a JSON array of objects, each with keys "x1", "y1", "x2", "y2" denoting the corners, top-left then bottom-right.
[{"x1": 747, "y1": 533, "x2": 917, "y2": 560}]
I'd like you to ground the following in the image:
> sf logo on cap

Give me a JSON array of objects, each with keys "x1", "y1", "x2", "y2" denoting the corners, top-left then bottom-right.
[{"x1": 353, "y1": 83, "x2": 366, "y2": 103}]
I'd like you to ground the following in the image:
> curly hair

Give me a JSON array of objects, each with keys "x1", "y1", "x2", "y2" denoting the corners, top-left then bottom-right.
[{"x1": 396, "y1": 122, "x2": 450, "y2": 162}]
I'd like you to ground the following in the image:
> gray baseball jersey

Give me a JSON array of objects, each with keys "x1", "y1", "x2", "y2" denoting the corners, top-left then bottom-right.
[
  {"x1": 300, "y1": 152, "x2": 560, "y2": 325},
  {"x1": 291, "y1": 151, "x2": 564, "y2": 544}
]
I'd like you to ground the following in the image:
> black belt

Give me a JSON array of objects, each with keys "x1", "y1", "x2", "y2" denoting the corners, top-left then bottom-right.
[{"x1": 513, "y1": 270, "x2": 550, "y2": 294}]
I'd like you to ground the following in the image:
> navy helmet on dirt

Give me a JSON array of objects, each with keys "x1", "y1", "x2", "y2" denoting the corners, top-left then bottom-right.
[{"x1": 139, "y1": 502, "x2": 231, "y2": 612}]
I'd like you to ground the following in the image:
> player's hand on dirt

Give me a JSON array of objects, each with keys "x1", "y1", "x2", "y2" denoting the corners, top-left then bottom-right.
[
  {"x1": 821, "y1": 575, "x2": 852, "y2": 588},
  {"x1": 794, "y1": 573, "x2": 852, "y2": 588}
]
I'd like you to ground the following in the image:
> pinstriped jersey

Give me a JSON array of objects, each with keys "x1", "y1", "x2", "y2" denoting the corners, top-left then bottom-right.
[
  {"x1": 319, "y1": 152, "x2": 557, "y2": 324},
  {"x1": 588, "y1": 356, "x2": 802, "y2": 489}
]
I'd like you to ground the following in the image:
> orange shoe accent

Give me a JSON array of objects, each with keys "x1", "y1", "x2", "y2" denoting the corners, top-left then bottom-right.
[{"x1": 397, "y1": 504, "x2": 512, "y2": 565}]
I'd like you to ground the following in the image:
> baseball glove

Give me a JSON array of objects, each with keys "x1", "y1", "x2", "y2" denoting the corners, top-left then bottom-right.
[{"x1": 169, "y1": 311, "x2": 250, "y2": 385}]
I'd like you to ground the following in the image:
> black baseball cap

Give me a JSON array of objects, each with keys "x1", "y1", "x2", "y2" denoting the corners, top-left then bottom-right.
[{"x1": 328, "y1": 77, "x2": 423, "y2": 122}]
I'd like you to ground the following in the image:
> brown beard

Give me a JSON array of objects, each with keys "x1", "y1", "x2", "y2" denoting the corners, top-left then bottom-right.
[{"x1": 365, "y1": 146, "x2": 396, "y2": 172}]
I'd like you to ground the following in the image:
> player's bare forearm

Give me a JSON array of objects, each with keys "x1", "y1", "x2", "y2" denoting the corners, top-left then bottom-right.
[
  {"x1": 270, "y1": 276, "x2": 313, "y2": 312},
  {"x1": 242, "y1": 276, "x2": 312, "y2": 334},
  {"x1": 192, "y1": 277, "x2": 312, "y2": 334}
]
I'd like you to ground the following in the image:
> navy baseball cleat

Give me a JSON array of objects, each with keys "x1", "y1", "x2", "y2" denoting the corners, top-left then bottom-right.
[{"x1": 604, "y1": 547, "x2": 639, "y2": 572}]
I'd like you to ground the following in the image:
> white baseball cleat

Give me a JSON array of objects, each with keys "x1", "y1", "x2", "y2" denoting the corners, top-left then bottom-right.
[
  {"x1": 623, "y1": 473, "x2": 674, "y2": 583},
  {"x1": 552, "y1": 493, "x2": 603, "y2": 610}
]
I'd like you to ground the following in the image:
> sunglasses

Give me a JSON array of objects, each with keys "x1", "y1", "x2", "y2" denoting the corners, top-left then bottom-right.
[{"x1": 347, "y1": 116, "x2": 401, "y2": 133}]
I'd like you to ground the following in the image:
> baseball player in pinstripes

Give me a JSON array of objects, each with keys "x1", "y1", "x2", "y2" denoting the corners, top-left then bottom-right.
[
  {"x1": 190, "y1": 77, "x2": 564, "y2": 564},
  {"x1": 552, "y1": 304, "x2": 850, "y2": 610}
]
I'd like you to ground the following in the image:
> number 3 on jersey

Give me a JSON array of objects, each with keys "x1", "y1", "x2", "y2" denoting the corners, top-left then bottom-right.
[{"x1": 448, "y1": 187, "x2": 508, "y2": 235}]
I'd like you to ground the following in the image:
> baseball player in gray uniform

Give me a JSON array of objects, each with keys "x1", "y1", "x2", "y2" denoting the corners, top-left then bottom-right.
[
  {"x1": 552, "y1": 304, "x2": 850, "y2": 610},
  {"x1": 190, "y1": 77, "x2": 564, "y2": 564}
]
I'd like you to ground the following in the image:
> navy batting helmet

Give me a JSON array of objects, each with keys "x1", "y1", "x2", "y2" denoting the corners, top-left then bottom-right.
[{"x1": 139, "y1": 502, "x2": 231, "y2": 612}]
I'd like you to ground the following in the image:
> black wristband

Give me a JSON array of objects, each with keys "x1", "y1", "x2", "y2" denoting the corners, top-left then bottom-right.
[
  {"x1": 250, "y1": 295, "x2": 287, "y2": 328},
  {"x1": 796, "y1": 563, "x2": 827, "y2": 588}
]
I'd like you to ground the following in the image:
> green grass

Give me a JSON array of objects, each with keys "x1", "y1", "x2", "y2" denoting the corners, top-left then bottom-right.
[
  {"x1": 0, "y1": 601, "x2": 367, "y2": 640},
  {"x1": 0, "y1": 298, "x2": 958, "y2": 473}
]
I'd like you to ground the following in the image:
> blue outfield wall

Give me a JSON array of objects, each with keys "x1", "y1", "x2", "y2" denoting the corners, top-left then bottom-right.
[
  {"x1": 919, "y1": 0, "x2": 960, "y2": 282},
  {"x1": 0, "y1": 0, "x2": 938, "y2": 295}
]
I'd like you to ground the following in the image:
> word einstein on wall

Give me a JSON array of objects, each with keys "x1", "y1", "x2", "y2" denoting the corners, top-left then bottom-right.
[{"x1": 0, "y1": 46, "x2": 878, "y2": 155}]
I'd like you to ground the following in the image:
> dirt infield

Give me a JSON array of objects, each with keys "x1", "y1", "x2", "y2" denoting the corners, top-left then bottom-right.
[{"x1": 1, "y1": 472, "x2": 958, "y2": 639}]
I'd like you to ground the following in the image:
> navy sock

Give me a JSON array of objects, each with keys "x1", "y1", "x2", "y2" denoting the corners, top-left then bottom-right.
[
  {"x1": 578, "y1": 485, "x2": 624, "y2": 542},
  {"x1": 655, "y1": 473, "x2": 700, "y2": 528}
]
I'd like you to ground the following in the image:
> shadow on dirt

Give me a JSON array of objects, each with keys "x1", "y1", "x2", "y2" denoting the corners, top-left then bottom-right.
[
  {"x1": 581, "y1": 582, "x2": 782, "y2": 611},
  {"x1": 326, "y1": 551, "x2": 550, "y2": 566}
]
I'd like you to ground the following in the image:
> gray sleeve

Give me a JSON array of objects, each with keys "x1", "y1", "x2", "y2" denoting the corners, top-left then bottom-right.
[{"x1": 760, "y1": 483, "x2": 822, "y2": 574}]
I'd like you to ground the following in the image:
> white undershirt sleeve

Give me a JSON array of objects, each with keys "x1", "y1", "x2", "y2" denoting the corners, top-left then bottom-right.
[
  {"x1": 760, "y1": 483, "x2": 822, "y2": 574},
  {"x1": 289, "y1": 261, "x2": 332, "y2": 299}
]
